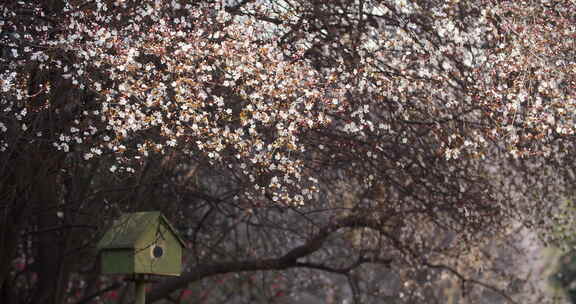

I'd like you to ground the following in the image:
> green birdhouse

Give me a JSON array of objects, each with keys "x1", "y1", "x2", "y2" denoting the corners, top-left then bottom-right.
[{"x1": 98, "y1": 212, "x2": 186, "y2": 277}]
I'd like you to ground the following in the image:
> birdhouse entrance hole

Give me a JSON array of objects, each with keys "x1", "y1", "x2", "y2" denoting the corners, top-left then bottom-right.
[{"x1": 152, "y1": 245, "x2": 164, "y2": 258}]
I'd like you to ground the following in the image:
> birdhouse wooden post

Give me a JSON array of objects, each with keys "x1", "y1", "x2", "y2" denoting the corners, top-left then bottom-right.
[{"x1": 98, "y1": 212, "x2": 186, "y2": 304}]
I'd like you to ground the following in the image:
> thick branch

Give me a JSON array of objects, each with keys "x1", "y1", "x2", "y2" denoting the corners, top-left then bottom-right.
[
  {"x1": 147, "y1": 215, "x2": 383, "y2": 303},
  {"x1": 295, "y1": 256, "x2": 392, "y2": 275}
]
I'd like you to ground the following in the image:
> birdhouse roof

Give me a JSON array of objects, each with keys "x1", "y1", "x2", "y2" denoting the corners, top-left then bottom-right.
[{"x1": 98, "y1": 211, "x2": 186, "y2": 250}]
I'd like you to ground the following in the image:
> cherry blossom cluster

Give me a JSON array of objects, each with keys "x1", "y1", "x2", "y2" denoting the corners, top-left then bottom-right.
[
  {"x1": 42, "y1": 1, "x2": 349, "y2": 205},
  {"x1": 2, "y1": 0, "x2": 576, "y2": 207}
]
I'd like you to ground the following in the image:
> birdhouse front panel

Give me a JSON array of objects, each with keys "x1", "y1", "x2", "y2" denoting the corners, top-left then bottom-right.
[{"x1": 134, "y1": 219, "x2": 182, "y2": 276}]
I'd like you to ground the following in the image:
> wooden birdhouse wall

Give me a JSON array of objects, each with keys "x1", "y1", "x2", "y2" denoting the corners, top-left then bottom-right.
[
  {"x1": 101, "y1": 249, "x2": 134, "y2": 274},
  {"x1": 134, "y1": 220, "x2": 182, "y2": 276}
]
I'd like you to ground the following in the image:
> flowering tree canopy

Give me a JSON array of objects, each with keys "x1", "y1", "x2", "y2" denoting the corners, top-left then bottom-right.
[{"x1": 1, "y1": 0, "x2": 576, "y2": 303}]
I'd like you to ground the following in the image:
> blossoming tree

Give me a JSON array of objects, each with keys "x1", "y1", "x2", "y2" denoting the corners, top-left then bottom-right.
[{"x1": 1, "y1": 0, "x2": 575, "y2": 303}]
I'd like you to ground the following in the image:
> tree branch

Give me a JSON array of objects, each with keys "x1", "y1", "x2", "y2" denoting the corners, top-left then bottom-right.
[
  {"x1": 147, "y1": 215, "x2": 385, "y2": 302},
  {"x1": 73, "y1": 282, "x2": 124, "y2": 304},
  {"x1": 424, "y1": 261, "x2": 520, "y2": 304}
]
